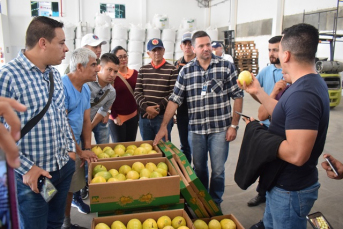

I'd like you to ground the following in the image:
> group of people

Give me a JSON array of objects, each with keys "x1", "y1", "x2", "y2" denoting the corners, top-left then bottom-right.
[{"x1": 0, "y1": 15, "x2": 342, "y2": 229}]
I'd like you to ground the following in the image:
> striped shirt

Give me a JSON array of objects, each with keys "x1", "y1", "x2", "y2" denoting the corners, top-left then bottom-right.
[
  {"x1": 169, "y1": 54, "x2": 244, "y2": 134},
  {"x1": 0, "y1": 50, "x2": 75, "y2": 175},
  {"x1": 134, "y1": 61, "x2": 178, "y2": 114},
  {"x1": 87, "y1": 77, "x2": 116, "y2": 120}
]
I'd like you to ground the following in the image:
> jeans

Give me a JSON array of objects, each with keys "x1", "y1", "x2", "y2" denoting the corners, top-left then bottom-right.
[
  {"x1": 139, "y1": 115, "x2": 173, "y2": 141},
  {"x1": 15, "y1": 158, "x2": 75, "y2": 229},
  {"x1": 92, "y1": 121, "x2": 109, "y2": 144},
  {"x1": 189, "y1": 131, "x2": 229, "y2": 204},
  {"x1": 108, "y1": 114, "x2": 139, "y2": 142},
  {"x1": 263, "y1": 182, "x2": 320, "y2": 229},
  {"x1": 176, "y1": 114, "x2": 192, "y2": 164}
]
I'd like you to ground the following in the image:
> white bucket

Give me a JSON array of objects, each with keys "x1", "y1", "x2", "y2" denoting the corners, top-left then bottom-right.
[
  {"x1": 112, "y1": 24, "x2": 128, "y2": 40},
  {"x1": 174, "y1": 40, "x2": 182, "y2": 53},
  {"x1": 94, "y1": 24, "x2": 111, "y2": 40},
  {"x1": 128, "y1": 52, "x2": 143, "y2": 65},
  {"x1": 163, "y1": 41, "x2": 175, "y2": 53},
  {"x1": 75, "y1": 38, "x2": 81, "y2": 49},
  {"x1": 63, "y1": 25, "x2": 75, "y2": 40},
  {"x1": 146, "y1": 27, "x2": 161, "y2": 41},
  {"x1": 95, "y1": 13, "x2": 112, "y2": 27},
  {"x1": 162, "y1": 28, "x2": 176, "y2": 42},
  {"x1": 176, "y1": 27, "x2": 191, "y2": 40},
  {"x1": 164, "y1": 52, "x2": 174, "y2": 64},
  {"x1": 174, "y1": 51, "x2": 183, "y2": 61},
  {"x1": 206, "y1": 27, "x2": 218, "y2": 41},
  {"x1": 65, "y1": 39, "x2": 75, "y2": 51},
  {"x1": 110, "y1": 39, "x2": 128, "y2": 51},
  {"x1": 181, "y1": 18, "x2": 196, "y2": 31},
  {"x1": 129, "y1": 25, "x2": 145, "y2": 41},
  {"x1": 143, "y1": 52, "x2": 151, "y2": 65},
  {"x1": 128, "y1": 41, "x2": 144, "y2": 53},
  {"x1": 153, "y1": 14, "x2": 169, "y2": 30},
  {"x1": 101, "y1": 40, "x2": 111, "y2": 53}
]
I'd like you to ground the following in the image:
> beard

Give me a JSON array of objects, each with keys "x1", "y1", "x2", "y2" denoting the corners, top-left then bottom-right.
[{"x1": 270, "y1": 57, "x2": 280, "y2": 64}]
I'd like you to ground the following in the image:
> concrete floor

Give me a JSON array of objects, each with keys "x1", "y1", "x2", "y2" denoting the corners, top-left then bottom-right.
[{"x1": 71, "y1": 95, "x2": 343, "y2": 229}]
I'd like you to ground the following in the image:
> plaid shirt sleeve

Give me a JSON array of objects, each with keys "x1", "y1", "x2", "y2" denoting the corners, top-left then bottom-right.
[{"x1": 227, "y1": 63, "x2": 244, "y2": 99}]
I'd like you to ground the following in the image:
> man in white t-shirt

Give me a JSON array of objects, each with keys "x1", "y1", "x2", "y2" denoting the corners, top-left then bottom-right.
[{"x1": 211, "y1": 42, "x2": 234, "y2": 63}]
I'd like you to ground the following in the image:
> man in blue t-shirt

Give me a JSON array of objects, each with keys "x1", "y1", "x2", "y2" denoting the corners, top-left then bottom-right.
[
  {"x1": 239, "y1": 23, "x2": 330, "y2": 229},
  {"x1": 61, "y1": 48, "x2": 99, "y2": 229}
]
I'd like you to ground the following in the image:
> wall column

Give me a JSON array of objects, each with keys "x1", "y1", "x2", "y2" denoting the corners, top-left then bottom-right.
[{"x1": 272, "y1": 0, "x2": 285, "y2": 36}]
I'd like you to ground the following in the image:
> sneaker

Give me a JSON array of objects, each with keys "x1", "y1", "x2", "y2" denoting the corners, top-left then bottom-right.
[
  {"x1": 71, "y1": 195, "x2": 90, "y2": 214},
  {"x1": 249, "y1": 220, "x2": 265, "y2": 229},
  {"x1": 80, "y1": 186, "x2": 89, "y2": 200},
  {"x1": 247, "y1": 194, "x2": 266, "y2": 207},
  {"x1": 70, "y1": 224, "x2": 88, "y2": 229}
]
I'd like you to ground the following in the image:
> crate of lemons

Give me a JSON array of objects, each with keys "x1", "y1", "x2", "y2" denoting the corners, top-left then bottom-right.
[
  {"x1": 92, "y1": 143, "x2": 158, "y2": 159},
  {"x1": 193, "y1": 219, "x2": 236, "y2": 229},
  {"x1": 95, "y1": 215, "x2": 189, "y2": 229},
  {"x1": 91, "y1": 160, "x2": 169, "y2": 183}
]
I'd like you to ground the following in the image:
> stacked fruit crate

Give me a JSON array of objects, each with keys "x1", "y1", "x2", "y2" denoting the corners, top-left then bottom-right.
[{"x1": 234, "y1": 41, "x2": 259, "y2": 75}]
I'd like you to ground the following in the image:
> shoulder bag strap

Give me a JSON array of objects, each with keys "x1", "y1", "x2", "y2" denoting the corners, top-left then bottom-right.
[
  {"x1": 116, "y1": 72, "x2": 134, "y2": 96},
  {"x1": 20, "y1": 71, "x2": 54, "y2": 139},
  {"x1": 91, "y1": 89, "x2": 110, "y2": 108}
]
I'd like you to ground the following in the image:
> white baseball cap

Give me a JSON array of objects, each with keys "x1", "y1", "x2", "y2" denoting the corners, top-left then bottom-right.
[{"x1": 81, "y1": 33, "x2": 107, "y2": 47}]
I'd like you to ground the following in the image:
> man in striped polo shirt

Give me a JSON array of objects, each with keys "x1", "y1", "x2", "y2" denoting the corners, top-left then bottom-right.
[{"x1": 134, "y1": 38, "x2": 178, "y2": 141}]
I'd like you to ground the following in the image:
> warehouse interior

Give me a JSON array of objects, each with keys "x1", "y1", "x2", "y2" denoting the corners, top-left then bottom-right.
[{"x1": 0, "y1": 0, "x2": 343, "y2": 228}]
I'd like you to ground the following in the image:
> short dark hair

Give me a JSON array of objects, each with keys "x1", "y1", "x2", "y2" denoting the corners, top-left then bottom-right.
[
  {"x1": 191, "y1": 31, "x2": 211, "y2": 46},
  {"x1": 25, "y1": 16, "x2": 64, "y2": 50},
  {"x1": 100, "y1": 53, "x2": 120, "y2": 66},
  {"x1": 110, "y1": 46, "x2": 127, "y2": 55},
  {"x1": 269, "y1": 36, "x2": 282, "y2": 44},
  {"x1": 281, "y1": 23, "x2": 319, "y2": 64}
]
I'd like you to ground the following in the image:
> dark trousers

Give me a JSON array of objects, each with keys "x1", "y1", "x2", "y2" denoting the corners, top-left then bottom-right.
[
  {"x1": 108, "y1": 114, "x2": 139, "y2": 143},
  {"x1": 176, "y1": 114, "x2": 192, "y2": 164}
]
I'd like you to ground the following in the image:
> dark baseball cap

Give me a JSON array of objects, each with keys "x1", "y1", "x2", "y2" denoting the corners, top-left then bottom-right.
[
  {"x1": 147, "y1": 38, "x2": 164, "y2": 51},
  {"x1": 181, "y1": 32, "x2": 192, "y2": 43},
  {"x1": 211, "y1": 42, "x2": 222, "y2": 48}
]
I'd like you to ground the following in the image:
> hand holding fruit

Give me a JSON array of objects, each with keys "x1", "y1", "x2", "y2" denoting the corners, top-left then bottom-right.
[{"x1": 237, "y1": 71, "x2": 262, "y2": 96}]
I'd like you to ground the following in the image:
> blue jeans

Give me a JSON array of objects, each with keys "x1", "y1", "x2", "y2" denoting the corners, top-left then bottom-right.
[
  {"x1": 189, "y1": 131, "x2": 229, "y2": 204},
  {"x1": 92, "y1": 121, "x2": 109, "y2": 144},
  {"x1": 263, "y1": 182, "x2": 320, "y2": 229},
  {"x1": 15, "y1": 158, "x2": 75, "y2": 229},
  {"x1": 176, "y1": 114, "x2": 192, "y2": 164},
  {"x1": 139, "y1": 115, "x2": 173, "y2": 141}
]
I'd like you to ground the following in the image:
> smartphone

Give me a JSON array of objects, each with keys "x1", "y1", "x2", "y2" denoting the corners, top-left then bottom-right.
[
  {"x1": 0, "y1": 149, "x2": 19, "y2": 229},
  {"x1": 235, "y1": 111, "x2": 260, "y2": 122},
  {"x1": 325, "y1": 157, "x2": 339, "y2": 177},
  {"x1": 307, "y1": 211, "x2": 333, "y2": 229},
  {"x1": 38, "y1": 175, "x2": 57, "y2": 203}
]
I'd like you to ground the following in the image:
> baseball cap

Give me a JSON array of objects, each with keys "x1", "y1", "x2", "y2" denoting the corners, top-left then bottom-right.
[
  {"x1": 147, "y1": 38, "x2": 164, "y2": 51},
  {"x1": 181, "y1": 32, "x2": 192, "y2": 43},
  {"x1": 211, "y1": 42, "x2": 222, "y2": 48},
  {"x1": 81, "y1": 33, "x2": 107, "y2": 47}
]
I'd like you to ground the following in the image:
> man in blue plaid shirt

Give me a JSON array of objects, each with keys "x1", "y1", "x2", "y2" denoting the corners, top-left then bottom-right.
[
  {"x1": 154, "y1": 31, "x2": 243, "y2": 208},
  {"x1": 0, "y1": 17, "x2": 76, "y2": 228}
]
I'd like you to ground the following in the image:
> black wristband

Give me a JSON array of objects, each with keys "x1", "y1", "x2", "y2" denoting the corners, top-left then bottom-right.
[{"x1": 84, "y1": 148, "x2": 91, "y2": 150}]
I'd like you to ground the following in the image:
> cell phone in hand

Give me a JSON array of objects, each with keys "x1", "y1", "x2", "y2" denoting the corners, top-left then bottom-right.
[
  {"x1": 325, "y1": 157, "x2": 339, "y2": 176},
  {"x1": 37, "y1": 175, "x2": 57, "y2": 202},
  {"x1": 307, "y1": 211, "x2": 333, "y2": 229},
  {"x1": 235, "y1": 111, "x2": 260, "y2": 122}
]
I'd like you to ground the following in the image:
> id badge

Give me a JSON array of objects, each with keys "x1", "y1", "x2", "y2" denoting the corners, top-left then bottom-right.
[{"x1": 201, "y1": 84, "x2": 207, "y2": 96}]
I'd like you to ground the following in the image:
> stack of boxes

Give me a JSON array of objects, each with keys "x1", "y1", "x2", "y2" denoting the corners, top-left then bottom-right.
[{"x1": 234, "y1": 41, "x2": 259, "y2": 75}]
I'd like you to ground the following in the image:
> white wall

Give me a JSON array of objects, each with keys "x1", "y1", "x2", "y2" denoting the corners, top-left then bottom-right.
[{"x1": 284, "y1": 0, "x2": 338, "y2": 15}]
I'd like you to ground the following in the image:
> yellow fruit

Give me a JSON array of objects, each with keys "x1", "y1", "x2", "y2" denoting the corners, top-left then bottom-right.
[
  {"x1": 98, "y1": 153, "x2": 110, "y2": 159},
  {"x1": 146, "y1": 162, "x2": 157, "y2": 172},
  {"x1": 126, "y1": 170, "x2": 140, "y2": 180},
  {"x1": 155, "y1": 168, "x2": 167, "y2": 177},
  {"x1": 107, "y1": 177, "x2": 121, "y2": 182},
  {"x1": 162, "y1": 226, "x2": 174, "y2": 229},
  {"x1": 103, "y1": 146, "x2": 113, "y2": 152},
  {"x1": 91, "y1": 146, "x2": 103, "y2": 156},
  {"x1": 110, "y1": 154, "x2": 120, "y2": 158},
  {"x1": 111, "y1": 221, "x2": 126, "y2": 229},
  {"x1": 140, "y1": 177, "x2": 149, "y2": 180},
  {"x1": 94, "y1": 171, "x2": 112, "y2": 181},
  {"x1": 171, "y1": 216, "x2": 186, "y2": 229},
  {"x1": 148, "y1": 150, "x2": 158, "y2": 154},
  {"x1": 114, "y1": 144, "x2": 126, "y2": 151},
  {"x1": 157, "y1": 216, "x2": 172, "y2": 229},
  {"x1": 134, "y1": 147, "x2": 147, "y2": 155},
  {"x1": 157, "y1": 162, "x2": 168, "y2": 171},
  {"x1": 127, "y1": 219, "x2": 142, "y2": 229},
  {"x1": 178, "y1": 226, "x2": 189, "y2": 229},
  {"x1": 91, "y1": 176, "x2": 107, "y2": 183},
  {"x1": 194, "y1": 220, "x2": 208, "y2": 229},
  {"x1": 140, "y1": 168, "x2": 151, "y2": 178},
  {"x1": 95, "y1": 223, "x2": 111, "y2": 229},
  {"x1": 143, "y1": 218, "x2": 157, "y2": 229},
  {"x1": 119, "y1": 165, "x2": 132, "y2": 175},
  {"x1": 140, "y1": 143, "x2": 153, "y2": 151},
  {"x1": 126, "y1": 145, "x2": 138, "y2": 151},
  {"x1": 220, "y1": 219, "x2": 236, "y2": 229},
  {"x1": 125, "y1": 149, "x2": 135, "y2": 156},
  {"x1": 149, "y1": 171, "x2": 162, "y2": 178},
  {"x1": 208, "y1": 219, "x2": 221, "y2": 229},
  {"x1": 109, "y1": 169, "x2": 119, "y2": 177},
  {"x1": 114, "y1": 173, "x2": 126, "y2": 181},
  {"x1": 132, "y1": 162, "x2": 145, "y2": 173},
  {"x1": 238, "y1": 70, "x2": 252, "y2": 86},
  {"x1": 103, "y1": 148, "x2": 115, "y2": 157},
  {"x1": 93, "y1": 165, "x2": 107, "y2": 176},
  {"x1": 114, "y1": 148, "x2": 125, "y2": 156}
]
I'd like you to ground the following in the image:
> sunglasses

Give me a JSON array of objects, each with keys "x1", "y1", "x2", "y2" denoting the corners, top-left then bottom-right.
[
  {"x1": 94, "y1": 89, "x2": 104, "y2": 103},
  {"x1": 117, "y1": 55, "x2": 129, "y2": 60}
]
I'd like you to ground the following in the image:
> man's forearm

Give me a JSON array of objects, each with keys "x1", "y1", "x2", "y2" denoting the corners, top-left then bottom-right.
[
  {"x1": 91, "y1": 113, "x2": 104, "y2": 130},
  {"x1": 255, "y1": 90, "x2": 277, "y2": 117},
  {"x1": 232, "y1": 98, "x2": 243, "y2": 125},
  {"x1": 161, "y1": 101, "x2": 179, "y2": 127},
  {"x1": 82, "y1": 118, "x2": 92, "y2": 149}
]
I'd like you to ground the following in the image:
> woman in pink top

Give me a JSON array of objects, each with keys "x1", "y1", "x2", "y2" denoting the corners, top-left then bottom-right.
[{"x1": 109, "y1": 46, "x2": 139, "y2": 142}]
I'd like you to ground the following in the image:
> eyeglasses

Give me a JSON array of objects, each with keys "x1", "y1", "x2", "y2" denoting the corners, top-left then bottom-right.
[
  {"x1": 117, "y1": 55, "x2": 129, "y2": 60},
  {"x1": 94, "y1": 89, "x2": 104, "y2": 103}
]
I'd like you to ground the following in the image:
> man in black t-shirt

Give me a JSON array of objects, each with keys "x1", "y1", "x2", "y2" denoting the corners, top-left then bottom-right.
[{"x1": 239, "y1": 23, "x2": 330, "y2": 229}]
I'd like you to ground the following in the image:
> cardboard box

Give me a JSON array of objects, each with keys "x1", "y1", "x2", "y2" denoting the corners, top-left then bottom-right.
[
  {"x1": 157, "y1": 141, "x2": 175, "y2": 159},
  {"x1": 92, "y1": 140, "x2": 163, "y2": 161},
  {"x1": 96, "y1": 199, "x2": 185, "y2": 217},
  {"x1": 166, "y1": 142, "x2": 223, "y2": 216},
  {"x1": 89, "y1": 158, "x2": 180, "y2": 212},
  {"x1": 92, "y1": 209, "x2": 194, "y2": 229},
  {"x1": 169, "y1": 158, "x2": 209, "y2": 218},
  {"x1": 194, "y1": 214, "x2": 245, "y2": 229}
]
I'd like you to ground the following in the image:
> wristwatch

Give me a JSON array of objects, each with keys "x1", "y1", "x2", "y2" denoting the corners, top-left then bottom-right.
[{"x1": 230, "y1": 124, "x2": 239, "y2": 130}]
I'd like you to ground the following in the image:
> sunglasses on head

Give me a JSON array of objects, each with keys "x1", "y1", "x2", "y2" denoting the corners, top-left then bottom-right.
[{"x1": 94, "y1": 89, "x2": 104, "y2": 103}]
